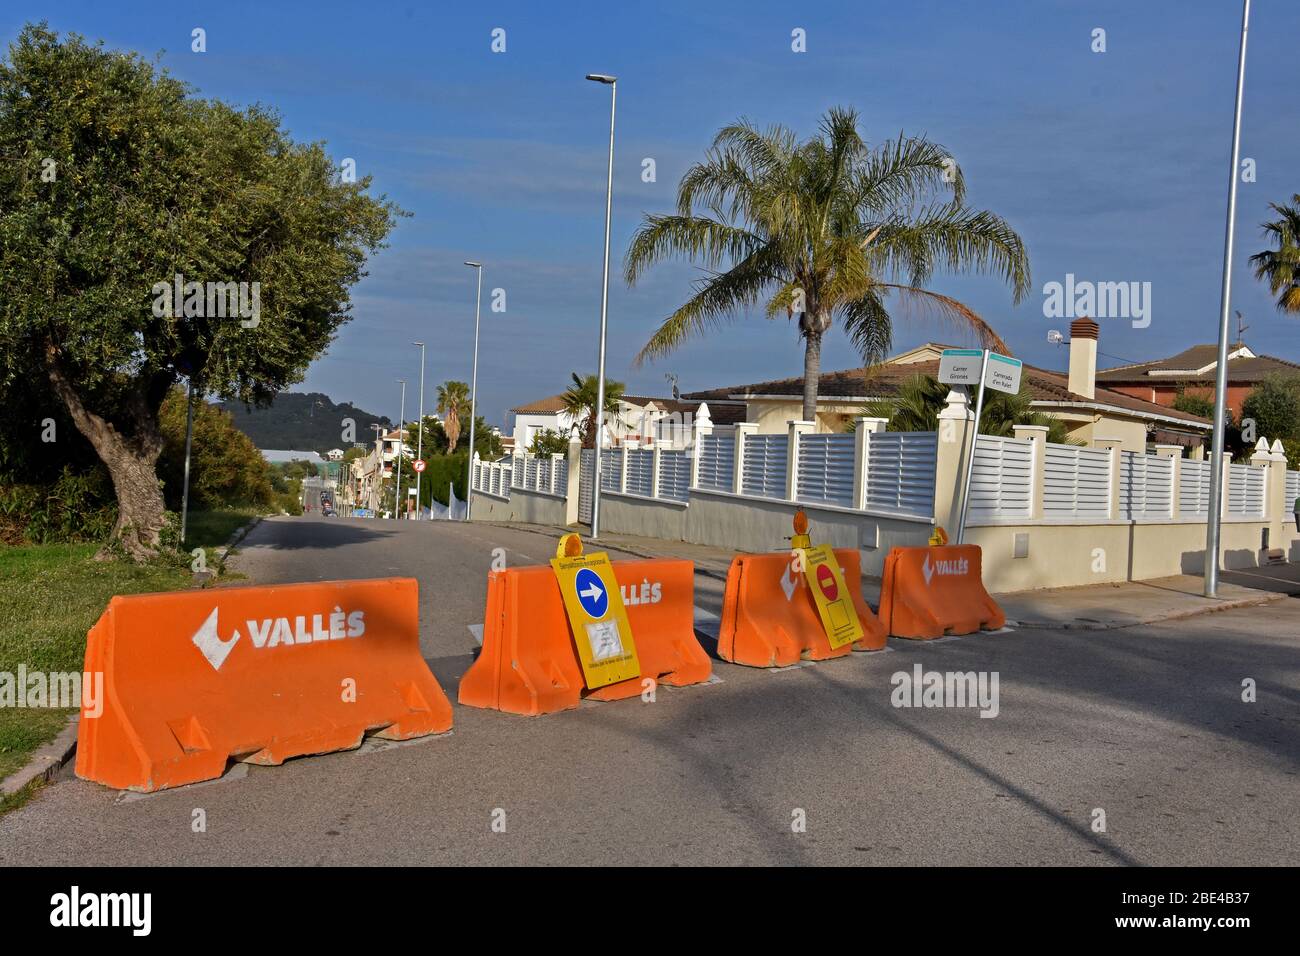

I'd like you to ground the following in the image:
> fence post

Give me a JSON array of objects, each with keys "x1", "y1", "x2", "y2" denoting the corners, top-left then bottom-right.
[
  {"x1": 690, "y1": 416, "x2": 713, "y2": 489},
  {"x1": 1153, "y1": 444, "x2": 1181, "y2": 520},
  {"x1": 1266, "y1": 438, "x2": 1287, "y2": 545},
  {"x1": 1013, "y1": 424, "x2": 1049, "y2": 521},
  {"x1": 1094, "y1": 438, "x2": 1123, "y2": 520},
  {"x1": 564, "y1": 437, "x2": 581, "y2": 525},
  {"x1": 854, "y1": 417, "x2": 887, "y2": 510},
  {"x1": 651, "y1": 446, "x2": 663, "y2": 499},
  {"x1": 934, "y1": 390, "x2": 975, "y2": 533},
  {"x1": 733, "y1": 422, "x2": 757, "y2": 495},
  {"x1": 618, "y1": 446, "x2": 629, "y2": 494},
  {"x1": 549, "y1": 452, "x2": 564, "y2": 495},
  {"x1": 786, "y1": 420, "x2": 814, "y2": 501}
]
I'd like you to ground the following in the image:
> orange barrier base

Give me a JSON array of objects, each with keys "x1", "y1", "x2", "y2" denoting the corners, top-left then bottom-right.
[
  {"x1": 76, "y1": 578, "x2": 451, "y2": 792},
  {"x1": 459, "y1": 559, "x2": 711, "y2": 716},
  {"x1": 717, "y1": 549, "x2": 886, "y2": 667},
  {"x1": 878, "y1": 545, "x2": 1005, "y2": 639}
]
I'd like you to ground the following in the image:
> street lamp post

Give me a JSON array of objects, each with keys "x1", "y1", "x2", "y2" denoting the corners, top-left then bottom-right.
[
  {"x1": 413, "y1": 341, "x2": 426, "y2": 520},
  {"x1": 369, "y1": 423, "x2": 384, "y2": 511},
  {"x1": 464, "y1": 261, "x2": 483, "y2": 521},
  {"x1": 585, "y1": 72, "x2": 617, "y2": 539},
  {"x1": 395, "y1": 379, "x2": 406, "y2": 519},
  {"x1": 1204, "y1": 0, "x2": 1251, "y2": 598}
]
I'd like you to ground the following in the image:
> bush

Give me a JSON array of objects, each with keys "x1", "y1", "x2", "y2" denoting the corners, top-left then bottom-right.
[
  {"x1": 158, "y1": 389, "x2": 274, "y2": 510},
  {"x1": 0, "y1": 467, "x2": 117, "y2": 545}
]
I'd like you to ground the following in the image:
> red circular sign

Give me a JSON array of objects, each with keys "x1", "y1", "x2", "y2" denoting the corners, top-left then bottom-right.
[
  {"x1": 413, "y1": 459, "x2": 426, "y2": 472},
  {"x1": 816, "y1": 563, "x2": 838, "y2": 600}
]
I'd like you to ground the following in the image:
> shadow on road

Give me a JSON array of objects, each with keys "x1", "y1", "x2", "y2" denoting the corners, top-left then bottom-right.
[{"x1": 245, "y1": 517, "x2": 397, "y2": 550}]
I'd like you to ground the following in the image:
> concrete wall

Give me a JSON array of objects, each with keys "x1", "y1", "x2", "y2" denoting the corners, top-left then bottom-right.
[
  {"x1": 597, "y1": 487, "x2": 933, "y2": 576},
  {"x1": 969, "y1": 517, "x2": 1298, "y2": 592},
  {"x1": 469, "y1": 488, "x2": 568, "y2": 526}
]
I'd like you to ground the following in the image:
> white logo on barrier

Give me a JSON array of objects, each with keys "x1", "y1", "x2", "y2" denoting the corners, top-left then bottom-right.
[
  {"x1": 191, "y1": 606, "x2": 368, "y2": 672},
  {"x1": 780, "y1": 562, "x2": 798, "y2": 602},
  {"x1": 922, "y1": 555, "x2": 968, "y2": 586},
  {"x1": 619, "y1": 579, "x2": 662, "y2": 606}
]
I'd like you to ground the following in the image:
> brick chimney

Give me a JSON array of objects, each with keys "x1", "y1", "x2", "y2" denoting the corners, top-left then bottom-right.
[{"x1": 1068, "y1": 317, "x2": 1099, "y2": 399}]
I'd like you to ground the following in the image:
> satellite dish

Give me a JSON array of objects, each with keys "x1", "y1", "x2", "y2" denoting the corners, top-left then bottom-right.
[{"x1": 1047, "y1": 329, "x2": 1065, "y2": 345}]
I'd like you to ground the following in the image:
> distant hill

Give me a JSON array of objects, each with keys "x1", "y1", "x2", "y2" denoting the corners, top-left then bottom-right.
[{"x1": 217, "y1": 392, "x2": 393, "y2": 456}]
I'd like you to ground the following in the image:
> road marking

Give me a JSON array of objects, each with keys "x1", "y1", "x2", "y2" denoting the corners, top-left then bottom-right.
[
  {"x1": 467, "y1": 623, "x2": 483, "y2": 645},
  {"x1": 692, "y1": 605, "x2": 719, "y2": 622}
]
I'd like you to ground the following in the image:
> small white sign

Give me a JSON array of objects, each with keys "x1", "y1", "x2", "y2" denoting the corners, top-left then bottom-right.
[
  {"x1": 983, "y1": 353, "x2": 1023, "y2": 395},
  {"x1": 938, "y1": 349, "x2": 983, "y2": 385}
]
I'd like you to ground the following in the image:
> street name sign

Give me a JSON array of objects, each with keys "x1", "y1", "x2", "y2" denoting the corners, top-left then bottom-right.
[{"x1": 938, "y1": 348, "x2": 983, "y2": 385}]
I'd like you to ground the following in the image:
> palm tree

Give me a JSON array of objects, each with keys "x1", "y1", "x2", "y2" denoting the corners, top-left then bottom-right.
[
  {"x1": 865, "y1": 374, "x2": 1076, "y2": 443},
  {"x1": 1250, "y1": 195, "x2": 1300, "y2": 314},
  {"x1": 436, "y1": 381, "x2": 470, "y2": 453},
  {"x1": 624, "y1": 107, "x2": 1030, "y2": 422},
  {"x1": 562, "y1": 372, "x2": 625, "y2": 448}
]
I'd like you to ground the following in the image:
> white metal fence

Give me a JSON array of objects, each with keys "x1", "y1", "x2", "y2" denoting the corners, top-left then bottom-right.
[
  {"x1": 658, "y1": 450, "x2": 691, "y2": 501},
  {"x1": 796, "y1": 434, "x2": 855, "y2": 509},
  {"x1": 741, "y1": 434, "x2": 788, "y2": 500},
  {"x1": 967, "y1": 436, "x2": 1033, "y2": 521},
  {"x1": 1227, "y1": 462, "x2": 1266, "y2": 518},
  {"x1": 624, "y1": 449, "x2": 654, "y2": 497},
  {"x1": 1178, "y1": 458, "x2": 1212, "y2": 518},
  {"x1": 1286, "y1": 469, "x2": 1300, "y2": 507},
  {"x1": 864, "y1": 432, "x2": 937, "y2": 518},
  {"x1": 1117, "y1": 451, "x2": 1174, "y2": 521},
  {"x1": 1042, "y1": 443, "x2": 1111, "y2": 520},
  {"x1": 695, "y1": 431, "x2": 735, "y2": 493}
]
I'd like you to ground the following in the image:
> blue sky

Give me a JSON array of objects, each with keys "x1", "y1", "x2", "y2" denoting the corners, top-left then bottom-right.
[{"x1": 8, "y1": 1, "x2": 1299, "y2": 427}]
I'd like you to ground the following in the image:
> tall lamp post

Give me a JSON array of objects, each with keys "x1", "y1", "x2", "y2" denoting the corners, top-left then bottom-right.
[
  {"x1": 585, "y1": 72, "x2": 617, "y2": 539},
  {"x1": 395, "y1": 378, "x2": 406, "y2": 519},
  {"x1": 1204, "y1": 0, "x2": 1251, "y2": 597},
  {"x1": 463, "y1": 260, "x2": 483, "y2": 520},
  {"x1": 413, "y1": 341, "x2": 426, "y2": 520}
]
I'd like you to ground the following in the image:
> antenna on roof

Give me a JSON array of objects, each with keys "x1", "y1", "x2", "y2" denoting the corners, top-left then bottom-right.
[
  {"x1": 664, "y1": 372, "x2": 680, "y2": 399},
  {"x1": 1234, "y1": 311, "x2": 1248, "y2": 344}
]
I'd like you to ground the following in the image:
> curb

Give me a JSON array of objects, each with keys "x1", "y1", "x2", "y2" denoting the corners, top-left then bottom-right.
[
  {"x1": 0, "y1": 713, "x2": 80, "y2": 797},
  {"x1": 214, "y1": 515, "x2": 263, "y2": 572},
  {"x1": 1007, "y1": 589, "x2": 1288, "y2": 631}
]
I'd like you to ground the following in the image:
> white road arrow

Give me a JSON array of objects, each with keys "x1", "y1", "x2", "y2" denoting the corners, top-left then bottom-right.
[
  {"x1": 191, "y1": 607, "x2": 240, "y2": 672},
  {"x1": 580, "y1": 581, "x2": 605, "y2": 603}
]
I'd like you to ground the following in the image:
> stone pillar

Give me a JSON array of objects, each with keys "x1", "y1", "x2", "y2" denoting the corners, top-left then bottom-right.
[
  {"x1": 1013, "y1": 424, "x2": 1049, "y2": 521},
  {"x1": 1094, "y1": 438, "x2": 1124, "y2": 520},
  {"x1": 690, "y1": 416, "x2": 713, "y2": 489},
  {"x1": 934, "y1": 389, "x2": 976, "y2": 534},
  {"x1": 1154, "y1": 443, "x2": 1182, "y2": 521},
  {"x1": 564, "y1": 437, "x2": 581, "y2": 525},
  {"x1": 786, "y1": 420, "x2": 814, "y2": 502}
]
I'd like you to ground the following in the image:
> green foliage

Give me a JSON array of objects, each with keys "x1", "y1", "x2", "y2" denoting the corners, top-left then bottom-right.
[
  {"x1": 0, "y1": 467, "x2": 117, "y2": 545},
  {"x1": 529, "y1": 428, "x2": 570, "y2": 457},
  {"x1": 623, "y1": 107, "x2": 1029, "y2": 419},
  {"x1": 1250, "y1": 194, "x2": 1300, "y2": 314},
  {"x1": 563, "y1": 373, "x2": 625, "y2": 448},
  {"x1": 1172, "y1": 390, "x2": 1217, "y2": 419},
  {"x1": 437, "y1": 381, "x2": 471, "y2": 453},
  {"x1": 157, "y1": 389, "x2": 273, "y2": 510},
  {"x1": 1241, "y1": 373, "x2": 1300, "y2": 444},
  {"x1": 864, "y1": 374, "x2": 1076, "y2": 444},
  {"x1": 0, "y1": 24, "x2": 404, "y2": 554}
]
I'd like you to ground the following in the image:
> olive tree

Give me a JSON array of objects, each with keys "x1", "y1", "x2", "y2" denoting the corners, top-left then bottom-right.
[{"x1": 0, "y1": 25, "x2": 402, "y2": 558}]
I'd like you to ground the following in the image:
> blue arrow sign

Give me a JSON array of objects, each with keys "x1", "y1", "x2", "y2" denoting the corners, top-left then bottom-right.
[{"x1": 574, "y1": 567, "x2": 608, "y2": 618}]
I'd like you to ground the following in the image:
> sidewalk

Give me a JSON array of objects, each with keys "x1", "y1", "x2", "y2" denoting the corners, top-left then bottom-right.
[{"x1": 482, "y1": 520, "x2": 1296, "y2": 630}]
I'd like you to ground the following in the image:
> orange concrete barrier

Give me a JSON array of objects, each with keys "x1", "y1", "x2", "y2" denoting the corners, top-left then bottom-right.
[
  {"x1": 459, "y1": 558, "x2": 711, "y2": 716},
  {"x1": 717, "y1": 549, "x2": 886, "y2": 667},
  {"x1": 76, "y1": 578, "x2": 452, "y2": 792},
  {"x1": 877, "y1": 545, "x2": 1005, "y2": 639}
]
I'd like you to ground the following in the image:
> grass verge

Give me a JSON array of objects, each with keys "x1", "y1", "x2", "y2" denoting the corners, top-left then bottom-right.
[{"x1": 0, "y1": 509, "x2": 258, "y2": 791}]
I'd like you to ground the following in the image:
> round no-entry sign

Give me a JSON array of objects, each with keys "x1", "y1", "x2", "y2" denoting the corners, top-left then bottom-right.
[
  {"x1": 413, "y1": 459, "x2": 426, "y2": 473},
  {"x1": 816, "y1": 563, "x2": 838, "y2": 600}
]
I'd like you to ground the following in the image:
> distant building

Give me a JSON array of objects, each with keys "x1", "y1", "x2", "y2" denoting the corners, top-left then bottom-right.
[
  {"x1": 327, "y1": 448, "x2": 345, "y2": 461},
  {"x1": 261, "y1": 449, "x2": 326, "y2": 464}
]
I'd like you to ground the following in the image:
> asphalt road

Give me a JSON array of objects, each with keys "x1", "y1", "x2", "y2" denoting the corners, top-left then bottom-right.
[{"x1": 2, "y1": 514, "x2": 1297, "y2": 866}]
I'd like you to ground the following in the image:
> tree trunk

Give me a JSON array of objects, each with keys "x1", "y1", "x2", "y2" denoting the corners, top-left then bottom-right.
[
  {"x1": 801, "y1": 325, "x2": 824, "y2": 425},
  {"x1": 45, "y1": 348, "x2": 167, "y2": 562}
]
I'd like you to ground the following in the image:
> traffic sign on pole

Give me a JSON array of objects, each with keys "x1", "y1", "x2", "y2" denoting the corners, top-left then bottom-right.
[{"x1": 413, "y1": 459, "x2": 426, "y2": 473}]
